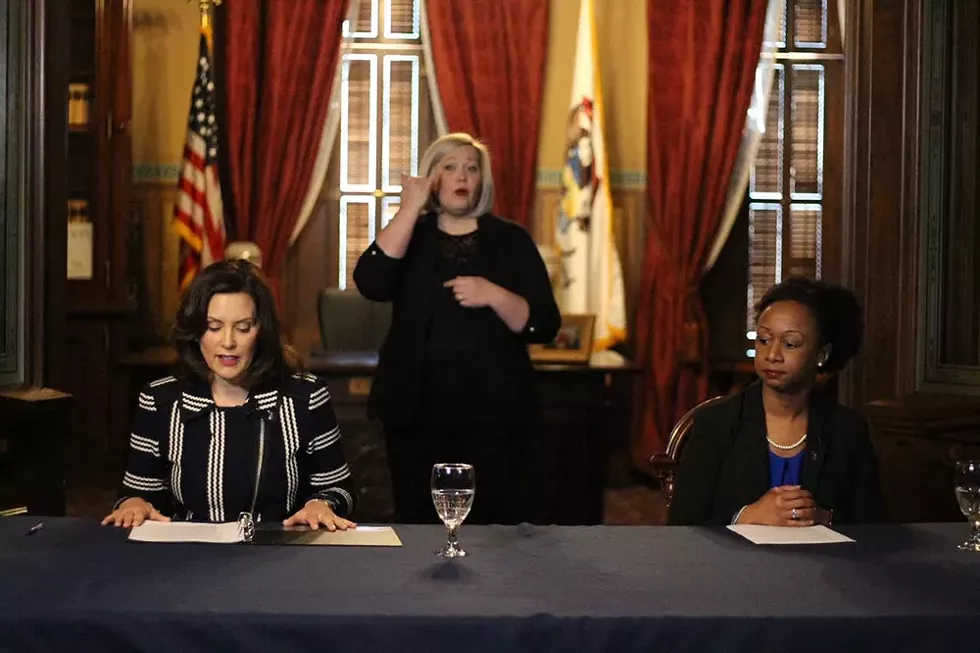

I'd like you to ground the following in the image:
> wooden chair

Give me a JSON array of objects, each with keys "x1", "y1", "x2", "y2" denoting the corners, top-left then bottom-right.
[{"x1": 650, "y1": 395, "x2": 727, "y2": 514}]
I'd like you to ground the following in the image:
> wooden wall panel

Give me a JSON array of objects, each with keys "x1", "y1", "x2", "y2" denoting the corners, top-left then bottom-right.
[
  {"x1": 917, "y1": 0, "x2": 980, "y2": 391},
  {"x1": 131, "y1": 182, "x2": 180, "y2": 341},
  {"x1": 283, "y1": 196, "x2": 337, "y2": 356},
  {"x1": 843, "y1": 0, "x2": 980, "y2": 405},
  {"x1": 841, "y1": 0, "x2": 924, "y2": 408},
  {"x1": 843, "y1": 0, "x2": 980, "y2": 522}
]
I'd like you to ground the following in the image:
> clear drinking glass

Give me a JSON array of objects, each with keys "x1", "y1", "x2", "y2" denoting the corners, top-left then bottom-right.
[
  {"x1": 431, "y1": 463, "x2": 475, "y2": 558},
  {"x1": 955, "y1": 460, "x2": 980, "y2": 552}
]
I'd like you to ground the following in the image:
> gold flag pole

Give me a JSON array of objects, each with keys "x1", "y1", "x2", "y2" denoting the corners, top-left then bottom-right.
[{"x1": 190, "y1": 0, "x2": 222, "y2": 41}]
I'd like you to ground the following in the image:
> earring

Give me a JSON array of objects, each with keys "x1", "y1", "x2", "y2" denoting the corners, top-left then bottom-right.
[{"x1": 817, "y1": 359, "x2": 825, "y2": 368}]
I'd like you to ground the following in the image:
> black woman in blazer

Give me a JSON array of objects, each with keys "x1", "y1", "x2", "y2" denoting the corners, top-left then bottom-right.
[
  {"x1": 669, "y1": 278, "x2": 885, "y2": 527},
  {"x1": 668, "y1": 380, "x2": 884, "y2": 525},
  {"x1": 354, "y1": 133, "x2": 561, "y2": 525}
]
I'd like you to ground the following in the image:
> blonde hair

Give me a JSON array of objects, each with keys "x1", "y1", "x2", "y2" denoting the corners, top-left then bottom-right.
[{"x1": 419, "y1": 132, "x2": 495, "y2": 217}]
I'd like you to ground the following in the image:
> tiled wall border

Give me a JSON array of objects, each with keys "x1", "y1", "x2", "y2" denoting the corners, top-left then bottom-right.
[{"x1": 134, "y1": 163, "x2": 647, "y2": 189}]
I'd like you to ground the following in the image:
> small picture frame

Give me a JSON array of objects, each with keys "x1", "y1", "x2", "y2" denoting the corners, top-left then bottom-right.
[{"x1": 530, "y1": 314, "x2": 596, "y2": 364}]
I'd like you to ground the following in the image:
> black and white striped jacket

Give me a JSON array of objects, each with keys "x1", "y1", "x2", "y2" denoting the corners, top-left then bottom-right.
[{"x1": 118, "y1": 373, "x2": 356, "y2": 522}]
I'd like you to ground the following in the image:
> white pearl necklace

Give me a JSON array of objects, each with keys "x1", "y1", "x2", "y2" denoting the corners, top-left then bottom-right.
[{"x1": 767, "y1": 433, "x2": 807, "y2": 451}]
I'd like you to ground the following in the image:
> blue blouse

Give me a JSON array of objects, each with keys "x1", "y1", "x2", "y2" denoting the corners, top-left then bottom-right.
[{"x1": 769, "y1": 449, "x2": 805, "y2": 488}]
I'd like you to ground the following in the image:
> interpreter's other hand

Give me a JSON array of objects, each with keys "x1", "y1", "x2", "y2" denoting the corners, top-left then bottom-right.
[
  {"x1": 444, "y1": 276, "x2": 501, "y2": 308},
  {"x1": 400, "y1": 173, "x2": 435, "y2": 216},
  {"x1": 742, "y1": 485, "x2": 817, "y2": 527},
  {"x1": 101, "y1": 497, "x2": 171, "y2": 528},
  {"x1": 283, "y1": 500, "x2": 357, "y2": 532}
]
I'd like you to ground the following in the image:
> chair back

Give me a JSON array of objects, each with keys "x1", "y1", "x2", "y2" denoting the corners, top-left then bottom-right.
[
  {"x1": 650, "y1": 395, "x2": 727, "y2": 515},
  {"x1": 317, "y1": 289, "x2": 392, "y2": 353}
]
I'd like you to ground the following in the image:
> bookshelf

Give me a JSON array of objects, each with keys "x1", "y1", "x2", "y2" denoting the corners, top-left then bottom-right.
[
  {"x1": 63, "y1": 0, "x2": 136, "y2": 486},
  {"x1": 65, "y1": 0, "x2": 132, "y2": 310}
]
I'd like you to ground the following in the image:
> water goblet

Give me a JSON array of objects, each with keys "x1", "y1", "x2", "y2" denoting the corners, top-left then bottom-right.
[
  {"x1": 431, "y1": 463, "x2": 475, "y2": 558},
  {"x1": 954, "y1": 460, "x2": 980, "y2": 552}
]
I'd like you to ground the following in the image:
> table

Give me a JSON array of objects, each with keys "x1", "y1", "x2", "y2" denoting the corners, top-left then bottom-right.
[{"x1": 2, "y1": 518, "x2": 979, "y2": 652}]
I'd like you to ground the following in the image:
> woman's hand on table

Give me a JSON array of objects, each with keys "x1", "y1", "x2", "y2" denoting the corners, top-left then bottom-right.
[
  {"x1": 739, "y1": 486, "x2": 818, "y2": 527},
  {"x1": 284, "y1": 500, "x2": 357, "y2": 531},
  {"x1": 101, "y1": 498, "x2": 171, "y2": 528}
]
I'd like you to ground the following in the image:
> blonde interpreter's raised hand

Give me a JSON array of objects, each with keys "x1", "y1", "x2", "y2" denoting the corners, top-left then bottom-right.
[{"x1": 400, "y1": 173, "x2": 435, "y2": 216}]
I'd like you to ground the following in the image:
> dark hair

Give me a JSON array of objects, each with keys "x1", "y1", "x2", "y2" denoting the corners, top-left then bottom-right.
[
  {"x1": 754, "y1": 277, "x2": 864, "y2": 373},
  {"x1": 172, "y1": 259, "x2": 300, "y2": 386}
]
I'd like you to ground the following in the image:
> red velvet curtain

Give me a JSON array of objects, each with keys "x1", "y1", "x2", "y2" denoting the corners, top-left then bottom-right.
[
  {"x1": 426, "y1": 0, "x2": 549, "y2": 229},
  {"x1": 634, "y1": 0, "x2": 768, "y2": 465},
  {"x1": 223, "y1": 0, "x2": 348, "y2": 289}
]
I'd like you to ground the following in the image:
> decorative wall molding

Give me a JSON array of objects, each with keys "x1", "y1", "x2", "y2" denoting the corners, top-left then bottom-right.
[
  {"x1": 132, "y1": 9, "x2": 183, "y2": 32},
  {"x1": 536, "y1": 168, "x2": 646, "y2": 190},
  {"x1": 132, "y1": 163, "x2": 181, "y2": 184},
  {"x1": 135, "y1": 164, "x2": 648, "y2": 190}
]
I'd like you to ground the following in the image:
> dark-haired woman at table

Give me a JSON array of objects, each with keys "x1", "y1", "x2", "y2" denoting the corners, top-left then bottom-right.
[
  {"x1": 102, "y1": 260, "x2": 357, "y2": 530},
  {"x1": 669, "y1": 277, "x2": 885, "y2": 526}
]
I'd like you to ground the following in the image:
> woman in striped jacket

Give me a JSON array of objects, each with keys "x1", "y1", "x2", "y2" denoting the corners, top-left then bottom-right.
[{"x1": 102, "y1": 260, "x2": 356, "y2": 530}]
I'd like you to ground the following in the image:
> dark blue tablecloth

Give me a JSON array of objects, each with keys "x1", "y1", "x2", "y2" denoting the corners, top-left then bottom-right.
[{"x1": 1, "y1": 518, "x2": 978, "y2": 653}]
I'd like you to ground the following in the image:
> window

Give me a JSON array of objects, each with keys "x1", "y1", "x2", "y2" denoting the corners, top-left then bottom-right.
[
  {"x1": 337, "y1": 0, "x2": 434, "y2": 289},
  {"x1": 746, "y1": 0, "x2": 843, "y2": 356}
]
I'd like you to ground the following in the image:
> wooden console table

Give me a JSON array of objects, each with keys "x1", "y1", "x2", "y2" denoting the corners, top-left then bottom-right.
[{"x1": 0, "y1": 387, "x2": 73, "y2": 516}]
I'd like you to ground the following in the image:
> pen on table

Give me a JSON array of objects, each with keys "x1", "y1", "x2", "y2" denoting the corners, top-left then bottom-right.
[{"x1": 26, "y1": 522, "x2": 44, "y2": 536}]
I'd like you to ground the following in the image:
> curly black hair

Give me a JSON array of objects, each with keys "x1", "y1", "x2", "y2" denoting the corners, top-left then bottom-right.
[
  {"x1": 754, "y1": 277, "x2": 864, "y2": 373},
  {"x1": 172, "y1": 259, "x2": 300, "y2": 386}
]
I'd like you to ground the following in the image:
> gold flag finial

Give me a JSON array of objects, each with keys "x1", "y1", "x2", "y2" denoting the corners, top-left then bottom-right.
[{"x1": 190, "y1": 0, "x2": 222, "y2": 31}]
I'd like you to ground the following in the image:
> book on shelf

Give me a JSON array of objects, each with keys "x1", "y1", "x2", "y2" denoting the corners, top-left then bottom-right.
[
  {"x1": 67, "y1": 199, "x2": 93, "y2": 280},
  {"x1": 67, "y1": 199, "x2": 90, "y2": 223},
  {"x1": 68, "y1": 83, "x2": 91, "y2": 130}
]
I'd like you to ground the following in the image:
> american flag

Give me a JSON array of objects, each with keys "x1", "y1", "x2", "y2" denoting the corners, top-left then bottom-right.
[{"x1": 173, "y1": 31, "x2": 226, "y2": 290}]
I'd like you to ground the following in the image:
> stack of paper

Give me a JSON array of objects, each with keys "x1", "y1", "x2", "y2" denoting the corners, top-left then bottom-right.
[
  {"x1": 128, "y1": 521, "x2": 403, "y2": 546},
  {"x1": 129, "y1": 521, "x2": 244, "y2": 544}
]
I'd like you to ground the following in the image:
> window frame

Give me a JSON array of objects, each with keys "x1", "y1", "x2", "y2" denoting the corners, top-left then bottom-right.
[
  {"x1": 745, "y1": 0, "x2": 844, "y2": 357},
  {"x1": 334, "y1": 0, "x2": 434, "y2": 290}
]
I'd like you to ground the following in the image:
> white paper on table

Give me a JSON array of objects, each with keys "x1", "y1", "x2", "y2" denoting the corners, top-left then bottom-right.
[
  {"x1": 727, "y1": 524, "x2": 854, "y2": 545},
  {"x1": 282, "y1": 525, "x2": 403, "y2": 546},
  {"x1": 128, "y1": 521, "x2": 243, "y2": 544}
]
